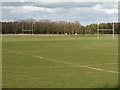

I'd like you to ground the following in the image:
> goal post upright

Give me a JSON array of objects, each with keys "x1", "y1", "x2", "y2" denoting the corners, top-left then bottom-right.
[
  {"x1": 97, "y1": 23, "x2": 99, "y2": 39},
  {"x1": 22, "y1": 24, "x2": 24, "y2": 34},
  {"x1": 113, "y1": 22, "x2": 114, "y2": 38},
  {"x1": 32, "y1": 23, "x2": 34, "y2": 35}
]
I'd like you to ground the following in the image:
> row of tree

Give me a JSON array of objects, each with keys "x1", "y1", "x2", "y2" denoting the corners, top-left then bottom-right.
[{"x1": 1, "y1": 20, "x2": 120, "y2": 34}]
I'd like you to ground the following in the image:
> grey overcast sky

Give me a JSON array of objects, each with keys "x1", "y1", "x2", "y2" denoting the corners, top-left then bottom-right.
[{"x1": 1, "y1": 2, "x2": 118, "y2": 25}]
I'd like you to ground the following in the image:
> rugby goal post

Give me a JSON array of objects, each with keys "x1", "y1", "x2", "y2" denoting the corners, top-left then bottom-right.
[
  {"x1": 97, "y1": 22, "x2": 114, "y2": 39},
  {"x1": 22, "y1": 22, "x2": 34, "y2": 35}
]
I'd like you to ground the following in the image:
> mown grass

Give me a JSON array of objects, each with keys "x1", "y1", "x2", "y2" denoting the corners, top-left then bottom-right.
[{"x1": 2, "y1": 34, "x2": 118, "y2": 88}]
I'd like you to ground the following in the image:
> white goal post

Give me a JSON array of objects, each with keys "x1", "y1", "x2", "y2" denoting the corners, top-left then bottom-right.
[
  {"x1": 22, "y1": 22, "x2": 34, "y2": 35},
  {"x1": 97, "y1": 22, "x2": 114, "y2": 39}
]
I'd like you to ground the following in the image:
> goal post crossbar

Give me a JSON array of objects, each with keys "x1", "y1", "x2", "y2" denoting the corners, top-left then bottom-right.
[
  {"x1": 22, "y1": 30, "x2": 33, "y2": 31},
  {"x1": 98, "y1": 29, "x2": 113, "y2": 31}
]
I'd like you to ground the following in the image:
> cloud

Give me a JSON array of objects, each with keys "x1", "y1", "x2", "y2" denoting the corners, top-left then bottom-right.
[
  {"x1": 103, "y1": 9, "x2": 118, "y2": 14},
  {"x1": 2, "y1": 2, "x2": 29, "y2": 7},
  {"x1": 1, "y1": 2, "x2": 118, "y2": 25},
  {"x1": 2, "y1": 0, "x2": 119, "y2": 2},
  {"x1": 91, "y1": 4, "x2": 118, "y2": 14},
  {"x1": 2, "y1": 5, "x2": 61, "y2": 14},
  {"x1": 33, "y1": 2, "x2": 99, "y2": 9},
  {"x1": 22, "y1": 6, "x2": 55, "y2": 13}
]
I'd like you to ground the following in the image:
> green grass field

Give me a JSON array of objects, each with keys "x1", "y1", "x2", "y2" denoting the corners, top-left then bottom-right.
[{"x1": 2, "y1": 34, "x2": 118, "y2": 88}]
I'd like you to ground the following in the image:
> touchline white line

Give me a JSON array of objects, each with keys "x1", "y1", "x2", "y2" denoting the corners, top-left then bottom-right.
[{"x1": 4, "y1": 49, "x2": 119, "y2": 74}]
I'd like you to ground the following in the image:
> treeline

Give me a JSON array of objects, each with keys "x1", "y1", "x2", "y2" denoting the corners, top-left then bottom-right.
[{"x1": 1, "y1": 20, "x2": 120, "y2": 34}]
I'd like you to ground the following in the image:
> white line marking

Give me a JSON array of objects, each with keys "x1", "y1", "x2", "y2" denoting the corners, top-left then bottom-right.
[
  {"x1": 85, "y1": 63, "x2": 118, "y2": 66},
  {"x1": 104, "y1": 53, "x2": 118, "y2": 55},
  {"x1": 4, "y1": 49, "x2": 119, "y2": 74},
  {"x1": 4, "y1": 66, "x2": 77, "y2": 68}
]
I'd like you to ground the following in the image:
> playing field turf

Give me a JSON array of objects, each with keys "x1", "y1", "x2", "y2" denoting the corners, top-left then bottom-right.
[{"x1": 2, "y1": 34, "x2": 118, "y2": 88}]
